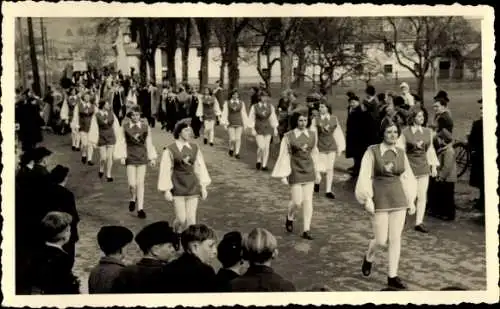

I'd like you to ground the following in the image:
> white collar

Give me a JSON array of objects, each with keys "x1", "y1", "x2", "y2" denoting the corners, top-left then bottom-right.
[
  {"x1": 411, "y1": 125, "x2": 423, "y2": 133},
  {"x1": 380, "y1": 143, "x2": 398, "y2": 156},
  {"x1": 129, "y1": 120, "x2": 142, "y2": 129},
  {"x1": 45, "y1": 242, "x2": 65, "y2": 252},
  {"x1": 100, "y1": 110, "x2": 108, "y2": 115},
  {"x1": 175, "y1": 140, "x2": 191, "y2": 150},
  {"x1": 294, "y1": 128, "x2": 309, "y2": 138},
  {"x1": 320, "y1": 114, "x2": 330, "y2": 120}
]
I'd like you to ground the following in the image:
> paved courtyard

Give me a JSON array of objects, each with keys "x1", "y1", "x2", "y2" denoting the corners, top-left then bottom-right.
[{"x1": 41, "y1": 124, "x2": 486, "y2": 293}]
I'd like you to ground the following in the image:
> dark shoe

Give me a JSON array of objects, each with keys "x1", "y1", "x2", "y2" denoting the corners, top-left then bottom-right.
[
  {"x1": 301, "y1": 231, "x2": 313, "y2": 240},
  {"x1": 138, "y1": 210, "x2": 146, "y2": 219},
  {"x1": 387, "y1": 276, "x2": 407, "y2": 290},
  {"x1": 261, "y1": 166, "x2": 269, "y2": 171},
  {"x1": 209, "y1": 142, "x2": 214, "y2": 147},
  {"x1": 129, "y1": 201, "x2": 136, "y2": 212},
  {"x1": 325, "y1": 192, "x2": 336, "y2": 199},
  {"x1": 229, "y1": 150, "x2": 234, "y2": 157},
  {"x1": 76, "y1": 147, "x2": 81, "y2": 152},
  {"x1": 235, "y1": 154, "x2": 240, "y2": 159},
  {"x1": 81, "y1": 157, "x2": 87, "y2": 164},
  {"x1": 87, "y1": 161, "x2": 94, "y2": 166},
  {"x1": 98, "y1": 171, "x2": 104, "y2": 179},
  {"x1": 204, "y1": 138, "x2": 208, "y2": 145},
  {"x1": 256, "y1": 162, "x2": 262, "y2": 170},
  {"x1": 362, "y1": 256, "x2": 372, "y2": 276},
  {"x1": 415, "y1": 225, "x2": 429, "y2": 233},
  {"x1": 285, "y1": 217, "x2": 294, "y2": 232},
  {"x1": 314, "y1": 184, "x2": 320, "y2": 193},
  {"x1": 72, "y1": 146, "x2": 76, "y2": 151},
  {"x1": 107, "y1": 177, "x2": 114, "y2": 182}
]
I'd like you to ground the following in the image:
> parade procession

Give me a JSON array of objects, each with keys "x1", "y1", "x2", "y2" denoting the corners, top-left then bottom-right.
[{"x1": 11, "y1": 12, "x2": 490, "y2": 298}]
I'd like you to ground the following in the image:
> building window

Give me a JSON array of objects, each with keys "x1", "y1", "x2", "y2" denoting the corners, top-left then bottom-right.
[
  {"x1": 384, "y1": 64, "x2": 393, "y2": 74},
  {"x1": 384, "y1": 41, "x2": 393, "y2": 53},
  {"x1": 355, "y1": 43, "x2": 363, "y2": 53}
]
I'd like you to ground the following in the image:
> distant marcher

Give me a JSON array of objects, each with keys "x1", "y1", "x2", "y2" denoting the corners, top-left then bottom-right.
[
  {"x1": 361, "y1": 85, "x2": 381, "y2": 145},
  {"x1": 229, "y1": 228, "x2": 296, "y2": 292},
  {"x1": 162, "y1": 224, "x2": 218, "y2": 293},
  {"x1": 427, "y1": 129, "x2": 457, "y2": 221},
  {"x1": 112, "y1": 221, "x2": 178, "y2": 293},
  {"x1": 88, "y1": 226, "x2": 134, "y2": 294},
  {"x1": 220, "y1": 89, "x2": 249, "y2": 159},
  {"x1": 197, "y1": 87, "x2": 222, "y2": 146},
  {"x1": 31, "y1": 211, "x2": 80, "y2": 294},
  {"x1": 216, "y1": 231, "x2": 247, "y2": 291},
  {"x1": 468, "y1": 99, "x2": 484, "y2": 213},
  {"x1": 16, "y1": 89, "x2": 44, "y2": 151},
  {"x1": 71, "y1": 91, "x2": 96, "y2": 165}
]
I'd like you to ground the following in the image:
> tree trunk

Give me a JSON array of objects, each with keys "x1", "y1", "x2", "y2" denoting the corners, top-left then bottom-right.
[
  {"x1": 417, "y1": 75, "x2": 425, "y2": 104},
  {"x1": 139, "y1": 54, "x2": 148, "y2": 85},
  {"x1": 181, "y1": 48, "x2": 189, "y2": 84},
  {"x1": 294, "y1": 47, "x2": 306, "y2": 87},
  {"x1": 147, "y1": 55, "x2": 156, "y2": 84},
  {"x1": 219, "y1": 59, "x2": 226, "y2": 88},
  {"x1": 228, "y1": 41, "x2": 239, "y2": 91},
  {"x1": 280, "y1": 47, "x2": 293, "y2": 90},
  {"x1": 166, "y1": 20, "x2": 178, "y2": 88},
  {"x1": 196, "y1": 18, "x2": 210, "y2": 89},
  {"x1": 27, "y1": 17, "x2": 41, "y2": 96},
  {"x1": 431, "y1": 61, "x2": 439, "y2": 93}
]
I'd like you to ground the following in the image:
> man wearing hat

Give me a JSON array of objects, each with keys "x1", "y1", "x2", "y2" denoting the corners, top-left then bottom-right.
[
  {"x1": 432, "y1": 90, "x2": 454, "y2": 134},
  {"x1": 216, "y1": 231, "x2": 246, "y2": 291},
  {"x1": 112, "y1": 221, "x2": 178, "y2": 293},
  {"x1": 468, "y1": 98, "x2": 484, "y2": 213},
  {"x1": 88, "y1": 226, "x2": 134, "y2": 293},
  {"x1": 16, "y1": 88, "x2": 44, "y2": 152}
]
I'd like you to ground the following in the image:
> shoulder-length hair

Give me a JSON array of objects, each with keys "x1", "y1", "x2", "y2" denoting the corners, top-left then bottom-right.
[
  {"x1": 380, "y1": 118, "x2": 402, "y2": 139},
  {"x1": 181, "y1": 224, "x2": 216, "y2": 253},
  {"x1": 407, "y1": 107, "x2": 425, "y2": 126},
  {"x1": 126, "y1": 105, "x2": 142, "y2": 118},
  {"x1": 173, "y1": 119, "x2": 192, "y2": 139},
  {"x1": 243, "y1": 228, "x2": 277, "y2": 264},
  {"x1": 289, "y1": 111, "x2": 309, "y2": 130}
]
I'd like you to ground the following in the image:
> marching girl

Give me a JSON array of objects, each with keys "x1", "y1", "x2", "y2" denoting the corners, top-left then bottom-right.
[
  {"x1": 71, "y1": 91, "x2": 96, "y2": 165},
  {"x1": 158, "y1": 119, "x2": 211, "y2": 234},
  {"x1": 247, "y1": 90, "x2": 279, "y2": 171},
  {"x1": 220, "y1": 89, "x2": 248, "y2": 159},
  {"x1": 397, "y1": 108, "x2": 439, "y2": 233},
  {"x1": 88, "y1": 99, "x2": 121, "y2": 182},
  {"x1": 355, "y1": 120, "x2": 417, "y2": 290},
  {"x1": 196, "y1": 87, "x2": 221, "y2": 146},
  {"x1": 309, "y1": 101, "x2": 346, "y2": 199},
  {"x1": 272, "y1": 112, "x2": 320, "y2": 240},
  {"x1": 60, "y1": 88, "x2": 80, "y2": 151},
  {"x1": 114, "y1": 105, "x2": 157, "y2": 219},
  {"x1": 125, "y1": 84, "x2": 138, "y2": 111}
]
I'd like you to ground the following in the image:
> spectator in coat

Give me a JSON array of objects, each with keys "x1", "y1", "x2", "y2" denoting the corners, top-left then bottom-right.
[
  {"x1": 138, "y1": 82, "x2": 153, "y2": 127},
  {"x1": 88, "y1": 226, "x2": 134, "y2": 294},
  {"x1": 44, "y1": 165, "x2": 80, "y2": 268},
  {"x1": 162, "y1": 224, "x2": 218, "y2": 293},
  {"x1": 31, "y1": 211, "x2": 80, "y2": 294},
  {"x1": 16, "y1": 89, "x2": 44, "y2": 151},
  {"x1": 345, "y1": 93, "x2": 371, "y2": 176},
  {"x1": 361, "y1": 85, "x2": 381, "y2": 145},
  {"x1": 112, "y1": 221, "x2": 178, "y2": 293},
  {"x1": 427, "y1": 129, "x2": 457, "y2": 221},
  {"x1": 216, "y1": 231, "x2": 247, "y2": 291},
  {"x1": 229, "y1": 228, "x2": 296, "y2": 292},
  {"x1": 431, "y1": 90, "x2": 454, "y2": 134},
  {"x1": 469, "y1": 98, "x2": 484, "y2": 213}
]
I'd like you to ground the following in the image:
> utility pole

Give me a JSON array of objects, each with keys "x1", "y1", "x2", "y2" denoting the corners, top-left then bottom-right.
[
  {"x1": 40, "y1": 18, "x2": 48, "y2": 92},
  {"x1": 27, "y1": 17, "x2": 41, "y2": 96},
  {"x1": 16, "y1": 17, "x2": 26, "y2": 89}
]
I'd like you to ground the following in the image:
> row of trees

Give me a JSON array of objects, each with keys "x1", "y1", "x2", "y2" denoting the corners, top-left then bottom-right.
[{"x1": 96, "y1": 16, "x2": 478, "y2": 103}]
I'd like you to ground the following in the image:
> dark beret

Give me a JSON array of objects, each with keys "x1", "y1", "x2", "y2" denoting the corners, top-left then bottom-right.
[
  {"x1": 135, "y1": 221, "x2": 177, "y2": 253},
  {"x1": 434, "y1": 90, "x2": 449, "y2": 102},
  {"x1": 32, "y1": 147, "x2": 52, "y2": 162},
  {"x1": 49, "y1": 165, "x2": 70, "y2": 183},
  {"x1": 217, "y1": 231, "x2": 243, "y2": 268},
  {"x1": 97, "y1": 226, "x2": 134, "y2": 255}
]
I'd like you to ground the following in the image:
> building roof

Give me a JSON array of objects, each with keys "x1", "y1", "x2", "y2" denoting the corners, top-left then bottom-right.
[{"x1": 465, "y1": 45, "x2": 481, "y2": 59}]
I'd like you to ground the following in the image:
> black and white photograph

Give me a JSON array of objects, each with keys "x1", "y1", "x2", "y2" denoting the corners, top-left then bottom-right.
[{"x1": 1, "y1": 2, "x2": 497, "y2": 307}]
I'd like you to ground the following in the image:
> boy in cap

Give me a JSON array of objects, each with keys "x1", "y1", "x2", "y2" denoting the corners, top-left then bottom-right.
[
  {"x1": 88, "y1": 226, "x2": 134, "y2": 294},
  {"x1": 216, "y1": 231, "x2": 246, "y2": 291},
  {"x1": 112, "y1": 221, "x2": 178, "y2": 293},
  {"x1": 427, "y1": 129, "x2": 457, "y2": 221}
]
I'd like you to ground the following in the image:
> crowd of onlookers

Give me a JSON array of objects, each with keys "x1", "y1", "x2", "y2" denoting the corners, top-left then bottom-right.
[{"x1": 14, "y1": 68, "x2": 484, "y2": 294}]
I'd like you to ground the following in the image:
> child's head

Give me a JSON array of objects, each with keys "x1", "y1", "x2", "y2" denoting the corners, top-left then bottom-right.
[
  {"x1": 217, "y1": 231, "x2": 244, "y2": 269},
  {"x1": 243, "y1": 228, "x2": 278, "y2": 265},
  {"x1": 97, "y1": 225, "x2": 134, "y2": 257},
  {"x1": 181, "y1": 224, "x2": 217, "y2": 264},
  {"x1": 135, "y1": 221, "x2": 179, "y2": 262},
  {"x1": 41, "y1": 211, "x2": 73, "y2": 245}
]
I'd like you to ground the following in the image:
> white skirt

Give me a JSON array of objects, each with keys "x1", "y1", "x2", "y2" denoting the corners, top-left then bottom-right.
[{"x1": 317, "y1": 151, "x2": 336, "y2": 173}]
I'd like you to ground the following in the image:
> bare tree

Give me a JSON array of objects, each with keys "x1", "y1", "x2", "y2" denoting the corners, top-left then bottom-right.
[
  {"x1": 195, "y1": 18, "x2": 211, "y2": 90},
  {"x1": 27, "y1": 17, "x2": 41, "y2": 96},
  {"x1": 178, "y1": 18, "x2": 193, "y2": 84}
]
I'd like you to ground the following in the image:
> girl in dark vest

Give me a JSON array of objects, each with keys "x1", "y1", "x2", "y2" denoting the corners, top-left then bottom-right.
[
  {"x1": 397, "y1": 108, "x2": 439, "y2": 233},
  {"x1": 247, "y1": 90, "x2": 279, "y2": 171},
  {"x1": 309, "y1": 101, "x2": 346, "y2": 199},
  {"x1": 114, "y1": 105, "x2": 158, "y2": 219},
  {"x1": 158, "y1": 119, "x2": 211, "y2": 235},
  {"x1": 89, "y1": 99, "x2": 121, "y2": 182},
  {"x1": 220, "y1": 89, "x2": 248, "y2": 159},
  {"x1": 110, "y1": 81, "x2": 125, "y2": 124},
  {"x1": 272, "y1": 112, "x2": 320, "y2": 240},
  {"x1": 71, "y1": 91, "x2": 96, "y2": 165},
  {"x1": 355, "y1": 120, "x2": 417, "y2": 290},
  {"x1": 196, "y1": 87, "x2": 221, "y2": 146},
  {"x1": 60, "y1": 87, "x2": 80, "y2": 151}
]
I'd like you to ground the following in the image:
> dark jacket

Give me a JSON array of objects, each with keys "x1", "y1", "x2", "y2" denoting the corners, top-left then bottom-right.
[
  {"x1": 468, "y1": 118, "x2": 483, "y2": 188},
  {"x1": 44, "y1": 183, "x2": 80, "y2": 243},
  {"x1": 16, "y1": 100, "x2": 44, "y2": 149},
  {"x1": 434, "y1": 109, "x2": 454, "y2": 133},
  {"x1": 88, "y1": 256, "x2": 126, "y2": 294},
  {"x1": 228, "y1": 264, "x2": 296, "y2": 292},
  {"x1": 345, "y1": 105, "x2": 372, "y2": 159},
  {"x1": 215, "y1": 268, "x2": 240, "y2": 292},
  {"x1": 162, "y1": 253, "x2": 217, "y2": 293},
  {"x1": 31, "y1": 244, "x2": 80, "y2": 294},
  {"x1": 112, "y1": 258, "x2": 168, "y2": 294}
]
